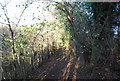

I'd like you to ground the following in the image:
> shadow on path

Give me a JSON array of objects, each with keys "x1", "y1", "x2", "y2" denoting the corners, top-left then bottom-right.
[{"x1": 31, "y1": 48, "x2": 76, "y2": 80}]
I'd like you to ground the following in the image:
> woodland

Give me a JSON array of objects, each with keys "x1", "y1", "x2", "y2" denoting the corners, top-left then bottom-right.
[{"x1": 0, "y1": 0, "x2": 120, "y2": 80}]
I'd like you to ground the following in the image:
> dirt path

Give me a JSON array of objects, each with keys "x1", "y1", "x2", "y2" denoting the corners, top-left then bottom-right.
[
  {"x1": 31, "y1": 49, "x2": 76, "y2": 80},
  {"x1": 30, "y1": 49, "x2": 119, "y2": 80},
  {"x1": 30, "y1": 47, "x2": 88, "y2": 80}
]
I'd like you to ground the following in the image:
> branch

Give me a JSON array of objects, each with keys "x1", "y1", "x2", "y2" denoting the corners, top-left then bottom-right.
[
  {"x1": 0, "y1": 22, "x2": 9, "y2": 25},
  {"x1": 5, "y1": 0, "x2": 12, "y2": 7},
  {"x1": 16, "y1": 1, "x2": 34, "y2": 26},
  {"x1": 0, "y1": 1, "x2": 16, "y2": 54},
  {"x1": 0, "y1": 0, "x2": 12, "y2": 9}
]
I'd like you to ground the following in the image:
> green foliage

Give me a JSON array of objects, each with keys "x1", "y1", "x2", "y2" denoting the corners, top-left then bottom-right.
[
  {"x1": 92, "y1": 33, "x2": 100, "y2": 37},
  {"x1": 61, "y1": 36, "x2": 66, "y2": 45},
  {"x1": 2, "y1": 38, "x2": 11, "y2": 51}
]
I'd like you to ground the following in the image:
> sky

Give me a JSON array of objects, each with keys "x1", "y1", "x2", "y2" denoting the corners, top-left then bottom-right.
[
  {"x1": 0, "y1": 0, "x2": 119, "y2": 35},
  {"x1": 0, "y1": 0, "x2": 56, "y2": 26},
  {"x1": 0, "y1": 0, "x2": 119, "y2": 26}
]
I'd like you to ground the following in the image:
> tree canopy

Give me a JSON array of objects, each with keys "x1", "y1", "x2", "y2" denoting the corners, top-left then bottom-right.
[{"x1": 0, "y1": 0, "x2": 120, "y2": 80}]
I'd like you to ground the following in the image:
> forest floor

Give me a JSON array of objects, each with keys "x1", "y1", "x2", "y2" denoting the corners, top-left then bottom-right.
[
  {"x1": 30, "y1": 49, "x2": 70, "y2": 80},
  {"x1": 30, "y1": 48, "x2": 86, "y2": 80},
  {"x1": 30, "y1": 48, "x2": 120, "y2": 80}
]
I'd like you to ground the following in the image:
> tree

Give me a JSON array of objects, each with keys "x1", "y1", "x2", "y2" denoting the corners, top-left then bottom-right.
[
  {"x1": 90, "y1": 2, "x2": 119, "y2": 66},
  {"x1": 54, "y1": 2, "x2": 119, "y2": 67},
  {"x1": 0, "y1": 0, "x2": 33, "y2": 59}
]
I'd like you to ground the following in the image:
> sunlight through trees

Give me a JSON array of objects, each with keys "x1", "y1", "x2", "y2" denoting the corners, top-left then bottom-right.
[{"x1": 0, "y1": 0, "x2": 120, "y2": 80}]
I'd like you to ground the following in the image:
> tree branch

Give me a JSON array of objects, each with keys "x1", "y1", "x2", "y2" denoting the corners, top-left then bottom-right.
[{"x1": 16, "y1": 1, "x2": 34, "y2": 25}]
